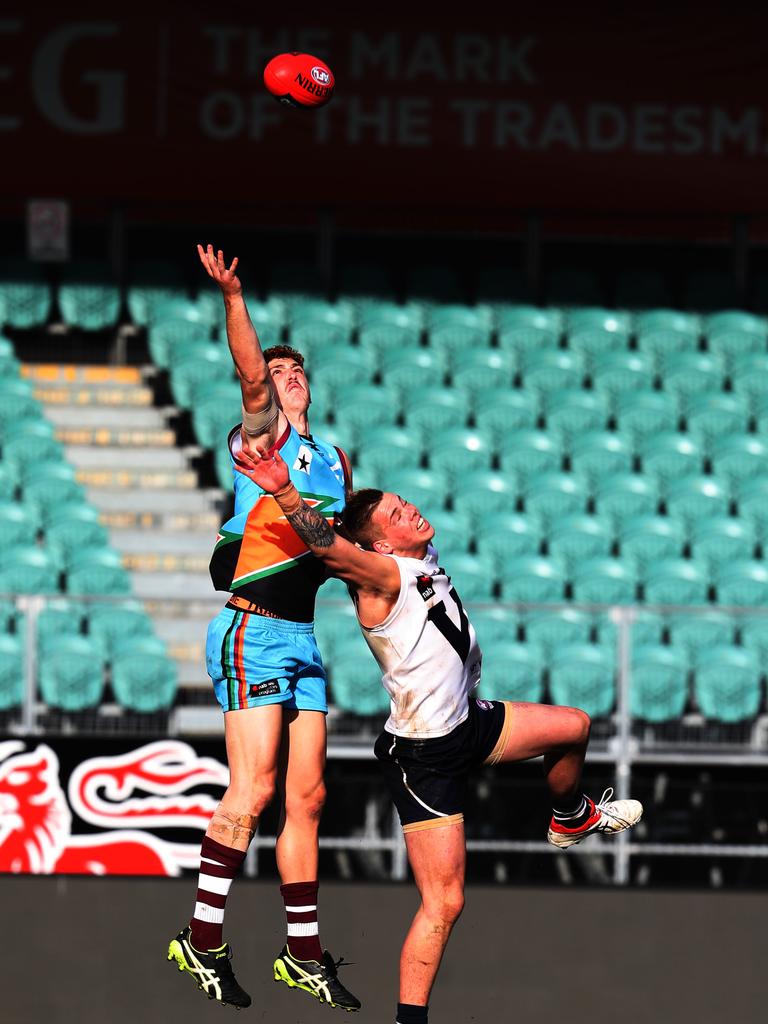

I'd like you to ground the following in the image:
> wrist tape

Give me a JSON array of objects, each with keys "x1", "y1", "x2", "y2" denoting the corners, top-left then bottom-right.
[
  {"x1": 273, "y1": 481, "x2": 303, "y2": 515},
  {"x1": 241, "y1": 395, "x2": 279, "y2": 437}
]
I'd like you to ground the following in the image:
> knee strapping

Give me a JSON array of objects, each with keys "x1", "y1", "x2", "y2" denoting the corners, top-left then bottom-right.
[{"x1": 209, "y1": 806, "x2": 258, "y2": 846}]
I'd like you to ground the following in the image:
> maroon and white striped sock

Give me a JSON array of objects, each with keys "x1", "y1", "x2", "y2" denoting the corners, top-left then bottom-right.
[
  {"x1": 281, "y1": 880, "x2": 323, "y2": 962},
  {"x1": 189, "y1": 836, "x2": 247, "y2": 951}
]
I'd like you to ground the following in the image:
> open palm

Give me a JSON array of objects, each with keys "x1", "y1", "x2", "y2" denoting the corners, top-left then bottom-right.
[
  {"x1": 197, "y1": 244, "x2": 242, "y2": 296},
  {"x1": 235, "y1": 446, "x2": 290, "y2": 493}
]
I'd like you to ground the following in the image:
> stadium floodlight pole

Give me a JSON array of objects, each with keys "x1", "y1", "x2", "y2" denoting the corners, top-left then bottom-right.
[{"x1": 612, "y1": 604, "x2": 635, "y2": 886}]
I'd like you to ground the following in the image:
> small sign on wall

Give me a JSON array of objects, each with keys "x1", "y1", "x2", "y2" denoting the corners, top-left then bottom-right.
[{"x1": 27, "y1": 199, "x2": 69, "y2": 261}]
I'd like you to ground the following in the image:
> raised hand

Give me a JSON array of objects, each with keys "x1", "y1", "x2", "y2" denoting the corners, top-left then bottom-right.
[
  {"x1": 197, "y1": 244, "x2": 242, "y2": 296},
  {"x1": 235, "y1": 445, "x2": 291, "y2": 493}
]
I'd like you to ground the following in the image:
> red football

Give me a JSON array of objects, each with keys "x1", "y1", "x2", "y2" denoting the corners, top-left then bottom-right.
[{"x1": 263, "y1": 52, "x2": 335, "y2": 109}]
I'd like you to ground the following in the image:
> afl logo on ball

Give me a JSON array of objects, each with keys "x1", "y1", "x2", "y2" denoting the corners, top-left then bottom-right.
[{"x1": 311, "y1": 66, "x2": 330, "y2": 85}]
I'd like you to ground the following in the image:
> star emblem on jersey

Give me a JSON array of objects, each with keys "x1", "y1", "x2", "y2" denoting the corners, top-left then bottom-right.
[{"x1": 293, "y1": 445, "x2": 314, "y2": 473}]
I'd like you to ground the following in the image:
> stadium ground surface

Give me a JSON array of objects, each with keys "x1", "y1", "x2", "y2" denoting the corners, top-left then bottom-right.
[{"x1": 3, "y1": 876, "x2": 763, "y2": 1023}]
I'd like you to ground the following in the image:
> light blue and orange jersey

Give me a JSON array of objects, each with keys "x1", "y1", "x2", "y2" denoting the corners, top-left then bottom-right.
[{"x1": 209, "y1": 422, "x2": 348, "y2": 621}]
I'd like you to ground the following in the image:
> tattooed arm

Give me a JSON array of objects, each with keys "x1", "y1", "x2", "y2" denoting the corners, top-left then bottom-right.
[{"x1": 234, "y1": 447, "x2": 400, "y2": 597}]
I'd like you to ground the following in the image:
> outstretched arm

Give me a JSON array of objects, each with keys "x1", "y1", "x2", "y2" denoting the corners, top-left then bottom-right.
[
  {"x1": 197, "y1": 244, "x2": 281, "y2": 446},
  {"x1": 235, "y1": 447, "x2": 400, "y2": 598}
]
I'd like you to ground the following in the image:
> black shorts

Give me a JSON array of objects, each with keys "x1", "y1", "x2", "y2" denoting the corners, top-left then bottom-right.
[{"x1": 373, "y1": 699, "x2": 514, "y2": 833}]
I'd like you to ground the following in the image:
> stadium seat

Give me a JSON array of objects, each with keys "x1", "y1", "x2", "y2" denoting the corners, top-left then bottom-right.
[
  {"x1": 685, "y1": 394, "x2": 749, "y2": 452},
  {"x1": 314, "y1": 602, "x2": 360, "y2": 661},
  {"x1": 729, "y1": 353, "x2": 768, "y2": 417},
  {"x1": 0, "y1": 501, "x2": 34, "y2": 553},
  {"x1": 149, "y1": 297, "x2": 210, "y2": 330},
  {"x1": 424, "y1": 509, "x2": 467, "y2": 559},
  {"x1": 635, "y1": 328, "x2": 698, "y2": 364},
  {"x1": 309, "y1": 345, "x2": 375, "y2": 393},
  {"x1": 571, "y1": 558, "x2": 637, "y2": 605},
  {"x1": 660, "y1": 352, "x2": 725, "y2": 412},
  {"x1": 595, "y1": 609, "x2": 665, "y2": 651},
  {"x1": 591, "y1": 352, "x2": 654, "y2": 407},
  {"x1": 355, "y1": 425, "x2": 417, "y2": 476},
  {"x1": 66, "y1": 549, "x2": 132, "y2": 596},
  {"x1": 542, "y1": 388, "x2": 609, "y2": 440},
  {"x1": 497, "y1": 324, "x2": 560, "y2": 357},
  {"x1": 0, "y1": 546, "x2": 60, "y2": 594},
  {"x1": 642, "y1": 558, "x2": 709, "y2": 605},
  {"x1": 618, "y1": 514, "x2": 684, "y2": 569},
  {"x1": 290, "y1": 321, "x2": 353, "y2": 351},
  {"x1": 470, "y1": 606, "x2": 517, "y2": 643},
  {"x1": 111, "y1": 641, "x2": 178, "y2": 713},
  {"x1": 357, "y1": 302, "x2": 422, "y2": 331},
  {"x1": 567, "y1": 327, "x2": 629, "y2": 369},
  {"x1": 738, "y1": 614, "x2": 768, "y2": 660},
  {"x1": 706, "y1": 329, "x2": 765, "y2": 368},
  {"x1": 693, "y1": 646, "x2": 762, "y2": 722},
  {"x1": 402, "y1": 388, "x2": 466, "y2": 443},
  {"x1": 45, "y1": 505, "x2": 109, "y2": 565},
  {"x1": 148, "y1": 321, "x2": 212, "y2": 369},
  {"x1": 38, "y1": 635, "x2": 106, "y2": 711},
  {"x1": 615, "y1": 390, "x2": 680, "y2": 444},
  {"x1": 494, "y1": 305, "x2": 563, "y2": 334},
  {"x1": 477, "y1": 642, "x2": 545, "y2": 703},
  {"x1": 334, "y1": 383, "x2": 400, "y2": 439},
  {"x1": 3, "y1": 432, "x2": 63, "y2": 478},
  {"x1": 428, "y1": 323, "x2": 493, "y2": 358},
  {"x1": 451, "y1": 470, "x2": 514, "y2": 522},
  {"x1": 704, "y1": 311, "x2": 765, "y2": 337},
  {"x1": 126, "y1": 265, "x2": 188, "y2": 325},
  {"x1": 428, "y1": 428, "x2": 491, "y2": 480},
  {"x1": 191, "y1": 381, "x2": 242, "y2": 449},
  {"x1": 0, "y1": 464, "x2": 16, "y2": 502},
  {"x1": 634, "y1": 309, "x2": 701, "y2": 336},
  {"x1": 497, "y1": 429, "x2": 562, "y2": 485},
  {"x1": 474, "y1": 388, "x2": 538, "y2": 435},
  {"x1": 523, "y1": 608, "x2": 591, "y2": 655},
  {"x1": 548, "y1": 513, "x2": 612, "y2": 572},
  {"x1": 0, "y1": 634, "x2": 23, "y2": 710},
  {"x1": 667, "y1": 611, "x2": 734, "y2": 663},
  {"x1": 286, "y1": 298, "x2": 356, "y2": 330},
  {"x1": 569, "y1": 431, "x2": 633, "y2": 487},
  {"x1": 0, "y1": 269, "x2": 52, "y2": 328},
  {"x1": 549, "y1": 644, "x2": 615, "y2": 718},
  {"x1": 475, "y1": 512, "x2": 542, "y2": 564},
  {"x1": 593, "y1": 473, "x2": 659, "y2": 526},
  {"x1": 639, "y1": 432, "x2": 703, "y2": 492},
  {"x1": 58, "y1": 264, "x2": 121, "y2": 330},
  {"x1": 519, "y1": 349, "x2": 584, "y2": 394},
  {"x1": 664, "y1": 476, "x2": 730, "y2": 529},
  {"x1": 449, "y1": 349, "x2": 515, "y2": 394},
  {"x1": 736, "y1": 477, "x2": 768, "y2": 539},
  {"x1": 497, "y1": 556, "x2": 565, "y2": 603},
  {"x1": 446, "y1": 552, "x2": 496, "y2": 601},
  {"x1": 330, "y1": 637, "x2": 390, "y2": 717},
  {"x1": 169, "y1": 346, "x2": 233, "y2": 409},
  {"x1": 690, "y1": 516, "x2": 757, "y2": 570},
  {"x1": 714, "y1": 560, "x2": 768, "y2": 606},
  {"x1": 36, "y1": 600, "x2": 85, "y2": 660},
  {"x1": 380, "y1": 347, "x2": 447, "y2": 391},
  {"x1": 86, "y1": 600, "x2": 156, "y2": 659},
  {"x1": 523, "y1": 471, "x2": 586, "y2": 524},
  {"x1": 379, "y1": 467, "x2": 446, "y2": 512},
  {"x1": 711, "y1": 434, "x2": 768, "y2": 487},
  {"x1": 566, "y1": 308, "x2": 632, "y2": 336},
  {"x1": 630, "y1": 646, "x2": 689, "y2": 722},
  {"x1": 358, "y1": 323, "x2": 422, "y2": 361},
  {"x1": 0, "y1": 378, "x2": 41, "y2": 424}
]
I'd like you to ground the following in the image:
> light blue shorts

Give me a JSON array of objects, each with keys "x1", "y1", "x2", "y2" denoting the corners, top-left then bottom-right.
[{"x1": 206, "y1": 606, "x2": 328, "y2": 714}]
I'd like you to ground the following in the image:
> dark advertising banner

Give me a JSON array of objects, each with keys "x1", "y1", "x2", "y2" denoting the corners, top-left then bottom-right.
[
  {"x1": 0, "y1": 736, "x2": 227, "y2": 875},
  {"x1": 2, "y1": 7, "x2": 768, "y2": 214}
]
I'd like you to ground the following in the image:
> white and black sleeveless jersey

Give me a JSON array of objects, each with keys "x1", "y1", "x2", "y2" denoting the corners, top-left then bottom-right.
[{"x1": 358, "y1": 546, "x2": 482, "y2": 739}]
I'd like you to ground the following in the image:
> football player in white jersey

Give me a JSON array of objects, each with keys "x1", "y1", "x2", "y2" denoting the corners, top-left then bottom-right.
[{"x1": 235, "y1": 445, "x2": 643, "y2": 1024}]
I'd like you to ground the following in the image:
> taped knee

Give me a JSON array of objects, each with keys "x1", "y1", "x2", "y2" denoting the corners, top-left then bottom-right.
[{"x1": 209, "y1": 805, "x2": 258, "y2": 846}]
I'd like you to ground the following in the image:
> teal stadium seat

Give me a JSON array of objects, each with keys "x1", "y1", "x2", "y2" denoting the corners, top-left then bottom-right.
[
  {"x1": 569, "y1": 431, "x2": 633, "y2": 487},
  {"x1": 358, "y1": 323, "x2": 422, "y2": 361},
  {"x1": 306, "y1": 345, "x2": 376, "y2": 394},
  {"x1": 45, "y1": 505, "x2": 109, "y2": 566},
  {"x1": 690, "y1": 516, "x2": 756, "y2": 570},
  {"x1": 126, "y1": 262, "x2": 188, "y2": 326},
  {"x1": 38, "y1": 635, "x2": 105, "y2": 711},
  {"x1": 380, "y1": 347, "x2": 447, "y2": 392},
  {"x1": 474, "y1": 388, "x2": 538, "y2": 435},
  {"x1": 738, "y1": 614, "x2": 768, "y2": 661},
  {"x1": 0, "y1": 502, "x2": 34, "y2": 553},
  {"x1": 693, "y1": 646, "x2": 762, "y2": 722},
  {"x1": 567, "y1": 327, "x2": 629, "y2": 370},
  {"x1": 494, "y1": 306, "x2": 563, "y2": 335},
  {"x1": 618, "y1": 514, "x2": 684, "y2": 570},
  {"x1": 571, "y1": 558, "x2": 637, "y2": 605},
  {"x1": 446, "y1": 552, "x2": 496, "y2": 602},
  {"x1": 290, "y1": 320, "x2": 353, "y2": 352},
  {"x1": 548, "y1": 514, "x2": 613, "y2": 572},
  {"x1": 711, "y1": 434, "x2": 768, "y2": 487},
  {"x1": 428, "y1": 323, "x2": 493, "y2": 359},
  {"x1": 565, "y1": 308, "x2": 632, "y2": 336},
  {"x1": 595, "y1": 609, "x2": 666, "y2": 651},
  {"x1": 87, "y1": 600, "x2": 156, "y2": 660},
  {"x1": 685, "y1": 394, "x2": 749, "y2": 452},
  {"x1": 714, "y1": 560, "x2": 768, "y2": 606},
  {"x1": 498, "y1": 429, "x2": 562, "y2": 486},
  {"x1": 664, "y1": 476, "x2": 730, "y2": 530},
  {"x1": 58, "y1": 265, "x2": 121, "y2": 330},
  {"x1": 0, "y1": 546, "x2": 59, "y2": 594},
  {"x1": 497, "y1": 324, "x2": 560, "y2": 358},
  {"x1": 630, "y1": 646, "x2": 689, "y2": 722},
  {"x1": 520, "y1": 349, "x2": 584, "y2": 395},
  {"x1": 357, "y1": 301, "x2": 422, "y2": 331},
  {"x1": 524, "y1": 472, "x2": 586, "y2": 525},
  {"x1": 640, "y1": 432, "x2": 703, "y2": 492},
  {"x1": 191, "y1": 381, "x2": 242, "y2": 449},
  {"x1": 667, "y1": 611, "x2": 734, "y2": 664},
  {"x1": 151, "y1": 296, "x2": 217, "y2": 331},
  {"x1": 286, "y1": 298, "x2": 355, "y2": 331},
  {"x1": 355, "y1": 425, "x2": 417, "y2": 476},
  {"x1": 169, "y1": 345, "x2": 232, "y2": 408},
  {"x1": 148, "y1": 321, "x2": 212, "y2": 369},
  {"x1": 22, "y1": 462, "x2": 85, "y2": 516},
  {"x1": 543, "y1": 389, "x2": 609, "y2": 441},
  {"x1": 3, "y1": 433, "x2": 63, "y2": 481},
  {"x1": 0, "y1": 378, "x2": 41, "y2": 425},
  {"x1": 379, "y1": 467, "x2": 445, "y2": 512},
  {"x1": 478, "y1": 641, "x2": 545, "y2": 703},
  {"x1": 475, "y1": 512, "x2": 541, "y2": 564},
  {"x1": 498, "y1": 555, "x2": 565, "y2": 603},
  {"x1": 615, "y1": 390, "x2": 680, "y2": 445},
  {"x1": 730, "y1": 353, "x2": 768, "y2": 416},
  {"x1": 634, "y1": 309, "x2": 701, "y2": 337},
  {"x1": 427, "y1": 304, "x2": 494, "y2": 331},
  {"x1": 334, "y1": 383, "x2": 399, "y2": 440},
  {"x1": 330, "y1": 637, "x2": 390, "y2": 717},
  {"x1": 0, "y1": 464, "x2": 16, "y2": 502},
  {"x1": 470, "y1": 606, "x2": 517, "y2": 644},
  {"x1": 451, "y1": 470, "x2": 514, "y2": 522},
  {"x1": 424, "y1": 509, "x2": 467, "y2": 559},
  {"x1": 111, "y1": 639, "x2": 178, "y2": 713},
  {"x1": 706, "y1": 328, "x2": 765, "y2": 369},
  {"x1": 549, "y1": 644, "x2": 615, "y2": 718},
  {"x1": 0, "y1": 634, "x2": 23, "y2": 709},
  {"x1": 524, "y1": 608, "x2": 591, "y2": 655},
  {"x1": 704, "y1": 310, "x2": 765, "y2": 337},
  {"x1": 736, "y1": 478, "x2": 768, "y2": 540},
  {"x1": 449, "y1": 349, "x2": 515, "y2": 395},
  {"x1": 642, "y1": 558, "x2": 709, "y2": 605},
  {"x1": 403, "y1": 388, "x2": 464, "y2": 444},
  {"x1": 635, "y1": 327, "x2": 698, "y2": 365},
  {"x1": 660, "y1": 352, "x2": 725, "y2": 413},
  {"x1": 591, "y1": 352, "x2": 654, "y2": 408},
  {"x1": 0, "y1": 267, "x2": 52, "y2": 328},
  {"x1": 428, "y1": 427, "x2": 491, "y2": 480},
  {"x1": 313, "y1": 600, "x2": 360, "y2": 659},
  {"x1": 66, "y1": 549, "x2": 132, "y2": 596}
]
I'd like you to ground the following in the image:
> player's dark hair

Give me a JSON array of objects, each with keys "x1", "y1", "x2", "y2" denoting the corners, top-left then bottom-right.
[
  {"x1": 335, "y1": 489, "x2": 384, "y2": 550},
  {"x1": 263, "y1": 344, "x2": 305, "y2": 366}
]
